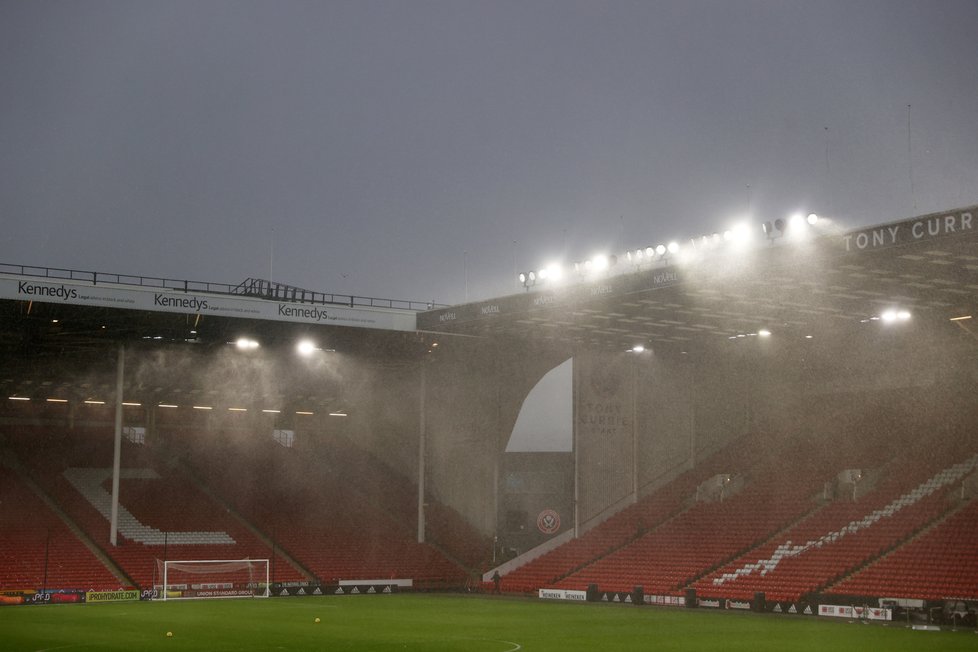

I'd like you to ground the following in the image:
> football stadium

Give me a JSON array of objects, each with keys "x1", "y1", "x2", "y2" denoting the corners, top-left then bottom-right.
[{"x1": 1, "y1": 204, "x2": 978, "y2": 649}]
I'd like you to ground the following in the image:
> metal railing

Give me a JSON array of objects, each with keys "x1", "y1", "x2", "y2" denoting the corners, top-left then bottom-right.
[{"x1": 0, "y1": 263, "x2": 444, "y2": 311}]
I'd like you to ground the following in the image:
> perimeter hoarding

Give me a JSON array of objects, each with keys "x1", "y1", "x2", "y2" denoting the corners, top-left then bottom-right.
[{"x1": 1, "y1": 275, "x2": 416, "y2": 332}]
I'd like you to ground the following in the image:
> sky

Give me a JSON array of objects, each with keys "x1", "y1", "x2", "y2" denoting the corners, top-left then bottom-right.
[{"x1": 1, "y1": 0, "x2": 976, "y2": 306}]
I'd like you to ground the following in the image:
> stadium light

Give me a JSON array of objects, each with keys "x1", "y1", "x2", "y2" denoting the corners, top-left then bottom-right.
[
  {"x1": 296, "y1": 339, "x2": 319, "y2": 356},
  {"x1": 235, "y1": 337, "x2": 260, "y2": 351},
  {"x1": 807, "y1": 213, "x2": 819, "y2": 225},
  {"x1": 758, "y1": 329, "x2": 771, "y2": 337},
  {"x1": 8, "y1": 396, "x2": 30, "y2": 401},
  {"x1": 880, "y1": 309, "x2": 911, "y2": 323},
  {"x1": 629, "y1": 344, "x2": 645, "y2": 353}
]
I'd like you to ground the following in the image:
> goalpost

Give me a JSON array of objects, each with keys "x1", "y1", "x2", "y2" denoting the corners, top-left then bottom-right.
[{"x1": 155, "y1": 559, "x2": 270, "y2": 600}]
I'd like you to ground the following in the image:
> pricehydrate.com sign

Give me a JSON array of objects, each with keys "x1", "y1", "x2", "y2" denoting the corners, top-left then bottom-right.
[{"x1": 1, "y1": 275, "x2": 416, "y2": 332}]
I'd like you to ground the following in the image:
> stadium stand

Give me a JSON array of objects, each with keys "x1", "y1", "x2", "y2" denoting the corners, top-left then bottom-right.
[
  {"x1": 167, "y1": 427, "x2": 474, "y2": 587},
  {"x1": 829, "y1": 497, "x2": 978, "y2": 600},
  {"x1": 2, "y1": 425, "x2": 306, "y2": 590},
  {"x1": 0, "y1": 466, "x2": 123, "y2": 591}
]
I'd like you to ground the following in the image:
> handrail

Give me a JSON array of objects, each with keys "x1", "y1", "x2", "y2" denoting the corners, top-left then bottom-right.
[{"x1": 0, "y1": 262, "x2": 445, "y2": 311}]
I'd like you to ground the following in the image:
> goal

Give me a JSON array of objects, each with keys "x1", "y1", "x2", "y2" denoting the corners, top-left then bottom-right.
[{"x1": 155, "y1": 559, "x2": 270, "y2": 600}]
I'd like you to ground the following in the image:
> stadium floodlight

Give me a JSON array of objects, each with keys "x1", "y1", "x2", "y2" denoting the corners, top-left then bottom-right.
[
  {"x1": 8, "y1": 396, "x2": 30, "y2": 401},
  {"x1": 656, "y1": 244, "x2": 667, "y2": 256},
  {"x1": 546, "y1": 263, "x2": 563, "y2": 281},
  {"x1": 758, "y1": 329, "x2": 772, "y2": 337},
  {"x1": 896, "y1": 310, "x2": 911, "y2": 320},
  {"x1": 789, "y1": 213, "x2": 806, "y2": 230},
  {"x1": 645, "y1": 246, "x2": 655, "y2": 257},
  {"x1": 630, "y1": 344, "x2": 645, "y2": 353},
  {"x1": 807, "y1": 213, "x2": 819, "y2": 225},
  {"x1": 880, "y1": 310, "x2": 898, "y2": 323},
  {"x1": 329, "y1": 411, "x2": 348, "y2": 417},
  {"x1": 592, "y1": 255, "x2": 610, "y2": 271},
  {"x1": 235, "y1": 337, "x2": 259, "y2": 351},
  {"x1": 667, "y1": 241, "x2": 680, "y2": 254},
  {"x1": 296, "y1": 339, "x2": 319, "y2": 356}
]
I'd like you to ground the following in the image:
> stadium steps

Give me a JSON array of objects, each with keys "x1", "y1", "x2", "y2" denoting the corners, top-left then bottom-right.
[{"x1": 1, "y1": 446, "x2": 136, "y2": 589}]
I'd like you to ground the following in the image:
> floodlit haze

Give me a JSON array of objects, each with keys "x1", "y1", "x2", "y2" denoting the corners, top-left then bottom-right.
[{"x1": 1, "y1": 0, "x2": 976, "y2": 305}]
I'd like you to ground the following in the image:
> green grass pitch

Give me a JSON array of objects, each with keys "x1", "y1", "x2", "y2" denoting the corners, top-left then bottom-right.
[{"x1": 1, "y1": 594, "x2": 974, "y2": 651}]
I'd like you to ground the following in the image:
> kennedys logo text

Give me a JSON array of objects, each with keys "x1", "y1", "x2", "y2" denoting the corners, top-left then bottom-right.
[
  {"x1": 18, "y1": 281, "x2": 78, "y2": 301},
  {"x1": 278, "y1": 304, "x2": 328, "y2": 321},
  {"x1": 480, "y1": 304, "x2": 500, "y2": 315},
  {"x1": 438, "y1": 312, "x2": 456, "y2": 322},
  {"x1": 154, "y1": 294, "x2": 208, "y2": 311}
]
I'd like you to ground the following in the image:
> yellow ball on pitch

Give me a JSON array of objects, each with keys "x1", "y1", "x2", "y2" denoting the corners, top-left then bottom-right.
[
  {"x1": 314, "y1": 617, "x2": 321, "y2": 624},
  {"x1": 166, "y1": 631, "x2": 173, "y2": 638}
]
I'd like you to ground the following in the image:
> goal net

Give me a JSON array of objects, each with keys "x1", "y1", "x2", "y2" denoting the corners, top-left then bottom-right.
[{"x1": 155, "y1": 559, "x2": 270, "y2": 600}]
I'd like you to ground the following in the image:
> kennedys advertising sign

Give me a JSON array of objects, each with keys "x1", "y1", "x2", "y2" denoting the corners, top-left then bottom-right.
[{"x1": 0, "y1": 275, "x2": 416, "y2": 332}]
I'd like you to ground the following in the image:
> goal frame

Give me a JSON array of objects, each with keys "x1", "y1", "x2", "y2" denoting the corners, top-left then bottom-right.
[{"x1": 158, "y1": 558, "x2": 270, "y2": 601}]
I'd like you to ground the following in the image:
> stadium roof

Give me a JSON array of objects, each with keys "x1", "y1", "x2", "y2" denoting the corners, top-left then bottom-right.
[{"x1": 418, "y1": 205, "x2": 978, "y2": 351}]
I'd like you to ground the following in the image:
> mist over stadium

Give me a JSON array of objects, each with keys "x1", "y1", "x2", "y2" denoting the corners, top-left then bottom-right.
[{"x1": 2, "y1": 201, "x2": 977, "y2": 642}]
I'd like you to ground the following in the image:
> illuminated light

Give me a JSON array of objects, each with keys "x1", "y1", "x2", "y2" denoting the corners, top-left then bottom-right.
[
  {"x1": 431, "y1": 342, "x2": 439, "y2": 347},
  {"x1": 295, "y1": 411, "x2": 314, "y2": 416},
  {"x1": 296, "y1": 340, "x2": 318, "y2": 356},
  {"x1": 122, "y1": 402, "x2": 142, "y2": 407},
  {"x1": 262, "y1": 409, "x2": 281, "y2": 414},
  {"x1": 631, "y1": 344, "x2": 645, "y2": 353},
  {"x1": 51, "y1": 319, "x2": 59, "y2": 323},
  {"x1": 228, "y1": 407, "x2": 248, "y2": 412},
  {"x1": 547, "y1": 264, "x2": 563, "y2": 281},
  {"x1": 9, "y1": 396, "x2": 30, "y2": 401},
  {"x1": 722, "y1": 230, "x2": 733, "y2": 241},
  {"x1": 758, "y1": 329, "x2": 771, "y2": 337},
  {"x1": 645, "y1": 247, "x2": 655, "y2": 257},
  {"x1": 84, "y1": 400, "x2": 105, "y2": 405},
  {"x1": 158, "y1": 404, "x2": 178, "y2": 408},
  {"x1": 655, "y1": 244, "x2": 666, "y2": 256},
  {"x1": 869, "y1": 316, "x2": 880, "y2": 321},
  {"x1": 538, "y1": 268, "x2": 548, "y2": 280},
  {"x1": 46, "y1": 398, "x2": 68, "y2": 403},
  {"x1": 805, "y1": 335, "x2": 814, "y2": 339},
  {"x1": 235, "y1": 337, "x2": 259, "y2": 351},
  {"x1": 518, "y1": 272, "x2": 527, "y2": 284},
  {"x1": 625, "y1": 251, "x2": 633, "y2": 262},
  {"x1": 896, "y1": 310, "x2": 911, "y2": 321},
  {"x1": 667, "y1": 241, "x2": 680, "y2": 254},
  {"x1": 329, "y1": 411, "x2": 348, "y2": 417},
  {"x1": 807, "y1": 213, "x2": 819, "y2": 225},
  {"x1": 880, "y1": 310, "x2": 898, "y2": 323},
  {"x1": 730, "y1": 223, "x2": 752, "y2": 245},
  {"x1": 950, "y1": 315, "x2": 973, "y2": 321},
  {"x1": 192, "y1": 405, "x2": 213, "y2": 410},
  {"x1": 592, "y1": 255, "x2": 609, "y2": 271},
  {"x1": 737, "y1": 334, "x2": 746, "y2": 338},
  {"x1": 789, "y1": 213, "x2": 806, "y2": 229}
]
